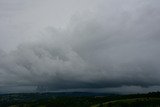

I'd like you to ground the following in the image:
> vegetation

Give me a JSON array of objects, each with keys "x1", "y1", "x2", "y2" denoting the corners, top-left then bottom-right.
[
  {"x1": 92, "y1": 98, "x2": 160, "y2": 107},
  {"x1": 0, "y1": 92, "x2": 160, "y2": 107},
  {"x1": 92, "y1": 92, "x2": 160, "y2": 107}
]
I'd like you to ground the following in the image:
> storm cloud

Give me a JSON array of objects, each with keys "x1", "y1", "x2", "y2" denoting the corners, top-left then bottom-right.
[{"x1": 0, "y1": 0, "x2": 160, "y2": 93}]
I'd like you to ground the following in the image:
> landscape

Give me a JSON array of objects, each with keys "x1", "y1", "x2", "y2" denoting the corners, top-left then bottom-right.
[
  {"x1": 0, "y1": 92, "x2": 160, "y2": 107},
  {"x1": 0, "y1": 0, "x2": 160, "y2": 107}
]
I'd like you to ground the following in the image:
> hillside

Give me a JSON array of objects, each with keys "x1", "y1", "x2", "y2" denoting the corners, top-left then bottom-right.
[
  {"x1": 0, "y1": 92, "x2": 160, "y2": 107},
  {"x1": 92, "y1": 98, "x2": 160, "y2": 107}
]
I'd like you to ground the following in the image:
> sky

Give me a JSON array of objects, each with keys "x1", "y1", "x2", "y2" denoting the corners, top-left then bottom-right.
[{"x1": 0, "y1": 0, "x2": 160, "y2": 94}]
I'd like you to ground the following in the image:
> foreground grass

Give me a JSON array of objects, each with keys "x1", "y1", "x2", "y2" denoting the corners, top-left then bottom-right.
[{"x1": 91, "y1": 98, "x2": 160, "y2": 107}]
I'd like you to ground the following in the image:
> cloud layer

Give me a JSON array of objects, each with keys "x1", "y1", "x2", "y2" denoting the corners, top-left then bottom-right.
[{"x1": 0, "y1": 0, "x2": 160, "y2": 93}]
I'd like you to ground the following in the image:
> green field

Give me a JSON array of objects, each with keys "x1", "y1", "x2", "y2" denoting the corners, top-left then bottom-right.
[{"x1": 92, "y1": 98, "x2": 160, "y2": 107}]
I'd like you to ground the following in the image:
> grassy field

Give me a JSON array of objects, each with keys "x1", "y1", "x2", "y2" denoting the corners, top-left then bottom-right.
[{"x1": 92, "y1": 98, "x2": 160, "y2": 107}]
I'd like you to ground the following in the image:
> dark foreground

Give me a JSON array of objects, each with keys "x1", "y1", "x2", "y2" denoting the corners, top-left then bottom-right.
[{"x1": 0, "y1": 92, "x2": 160, "y2": 107}]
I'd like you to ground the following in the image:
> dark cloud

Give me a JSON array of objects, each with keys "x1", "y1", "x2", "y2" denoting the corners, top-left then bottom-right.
[{"x1": 0, "y1": 0, "x2": 160, "y2": 93}]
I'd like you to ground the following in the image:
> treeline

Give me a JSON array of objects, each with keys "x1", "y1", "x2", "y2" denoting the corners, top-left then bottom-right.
[{"x1": 0, "y1": 92, "x2": 160, "y2": 107}]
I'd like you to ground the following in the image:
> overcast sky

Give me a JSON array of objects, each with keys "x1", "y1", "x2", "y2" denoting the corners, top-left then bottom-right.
[{"x1": 0, "y1": 0, "x2": 160, "y2": 93}]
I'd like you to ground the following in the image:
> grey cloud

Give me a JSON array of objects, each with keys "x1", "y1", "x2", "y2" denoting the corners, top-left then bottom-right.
[{"x1": 0, "y1": 0, "x2": 160, "y2": 93}]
